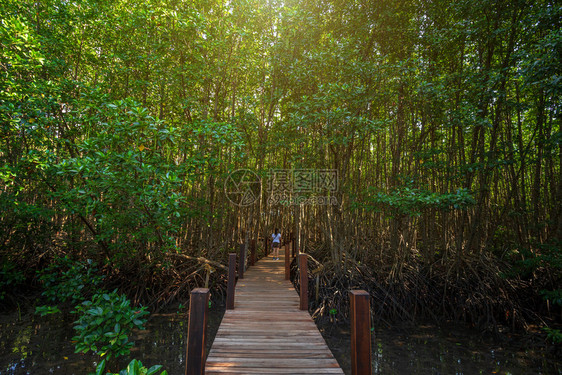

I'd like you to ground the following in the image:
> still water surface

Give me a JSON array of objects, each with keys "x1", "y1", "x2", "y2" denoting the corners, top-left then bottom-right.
[
  {"x1": 1, "y1": 304, "x2": 560, "y2": 374},
  {"x1": 320, "y1": 322, "x2": 561, "y2": 375},
  {"x1": 0, "y1": 303, "x2": 224, "y2": 374}
]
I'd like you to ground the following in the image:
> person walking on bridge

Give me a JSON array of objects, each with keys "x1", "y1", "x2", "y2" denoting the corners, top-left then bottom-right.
[{"x1": 271, "y1": 229, "x2": 281, "y2": 260}]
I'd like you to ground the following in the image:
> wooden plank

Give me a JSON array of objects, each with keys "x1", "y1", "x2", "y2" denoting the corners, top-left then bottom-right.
[
  {"x1": 206, "y1": 247, "x2": 344, "y2": 374},
  {"x1": 206, "y1": 368, "x2": 344, "y2": 374}
]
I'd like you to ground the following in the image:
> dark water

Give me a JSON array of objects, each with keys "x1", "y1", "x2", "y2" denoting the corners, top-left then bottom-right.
[
  {"x1": 0, "y1": 302, "x2": 225, "y2": 374},
  {"x1": 1, "y1": 304, "x2": 560, "y2": 374},
  {"x1": 319, "y1": 322, "x2": 561, "y2": 375}
]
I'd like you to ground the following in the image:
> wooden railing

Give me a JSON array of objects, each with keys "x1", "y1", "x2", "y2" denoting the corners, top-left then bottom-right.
[
  {"x1": 184, "y1": 237, "x2": 373, "y2": 375},
  {"x1": 226, "y1": 253, "x2": 236, "y2": 310}
]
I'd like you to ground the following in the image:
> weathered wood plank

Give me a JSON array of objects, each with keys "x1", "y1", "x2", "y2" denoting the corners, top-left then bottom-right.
[
  {"x1": 206, "y1": 247, "x2": 344, "y2": 374},
  {"x1": 206, "y1": 368, "x2": 344, "y2": 374}
]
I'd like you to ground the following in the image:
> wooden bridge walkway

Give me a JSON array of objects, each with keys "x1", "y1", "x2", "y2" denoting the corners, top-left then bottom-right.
[{"x1": 205, "y1": 247, "x2": 344, "y2": 374}]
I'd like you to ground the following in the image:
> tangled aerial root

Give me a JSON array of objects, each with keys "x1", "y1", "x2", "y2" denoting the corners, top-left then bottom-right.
[
  {"x1": 103, "y1": 253, "x2": 229, "y2": 311},
  {"x1": 292, "y1": 246, "x2": 535, "y2": 333}
]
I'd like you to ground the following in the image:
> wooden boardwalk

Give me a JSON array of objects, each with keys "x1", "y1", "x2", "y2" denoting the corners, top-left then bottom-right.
[{"x1": 206, "y1": 248, "x2": 344, "y2": 374}]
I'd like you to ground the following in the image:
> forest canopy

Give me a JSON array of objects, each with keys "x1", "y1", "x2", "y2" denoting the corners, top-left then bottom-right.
[{"x1": 1, "y1": 0, "x2": 560, "y2": 331}]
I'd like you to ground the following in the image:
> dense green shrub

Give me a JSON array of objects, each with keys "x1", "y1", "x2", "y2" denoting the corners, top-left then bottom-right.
[
  {"x1": 35, "y1": 256, "x2": 104, "y2": 315},
  {"x1": 93, "y1": 359, "x2": 167, "y2": 375},
  {"x1": 72, "y1": 290, "x2": 149, "y2": 360}
]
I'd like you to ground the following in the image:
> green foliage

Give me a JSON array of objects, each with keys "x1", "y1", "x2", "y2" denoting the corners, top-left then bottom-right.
[
  {"x1": 518, "y1": 4, "x2": 562, "y2": 98},
  {"x1": 541, "y1": 289, "x2": 562, "y2": 307},
  {"x1": 1, "y1": 4, "x2": 77, "y2": 260},
  {"x1": 507, "y1": 241, "x2": 562, "y2": 279},
  {"x1": 176, "y1": 303, "x2": 186, "y2": 315},
  {"x1": 543, "y1": 327, "x2": 562, "y2": 344},
  {"x1": 36, "y1": 256, "x2": 104, "y2": 308},
  {"x1": 72, "y1": 290, "x2": 149, "y2": 360},
  {"x1": 0, "y1": 13, "x2": 48, "y2": 152},
  {"x1": 93, "y1": 359, "x2": 167, "y2": 375},
  {"x1": 0, "y1": 15, "x2": 44, "y2": 73},
  {"x1": 1, "y1": 0, "x2": 561, "y2": 337},
  {"x1": 360, "y1": 187, "x2": 476, "y2": 217},
  {"x1": 48, "y1": 96, "x2": 190, "y2": 265},
  {"x1": 35, "y1": 305, "x2": 62, "y2": 316}
]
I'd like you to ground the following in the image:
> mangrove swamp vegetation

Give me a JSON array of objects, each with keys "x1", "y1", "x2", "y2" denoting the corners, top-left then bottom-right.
[{"x1": 1, "y1": 0, "x2": 561, "y2": 373}]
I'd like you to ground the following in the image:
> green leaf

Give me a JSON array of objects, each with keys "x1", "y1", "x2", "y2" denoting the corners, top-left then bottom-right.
[
  {"x1": 133, "y1": 319, "x2": 144, "y2": 326},
  {"x1": 95, "y1": 359, "x2": 107, "y2": 375},
  {"x1": 128, "y1": 359, "x2": 141, "y2": 375},
  {"x1": 146, "y1": 365, "x2": 164, "y2": 375}
]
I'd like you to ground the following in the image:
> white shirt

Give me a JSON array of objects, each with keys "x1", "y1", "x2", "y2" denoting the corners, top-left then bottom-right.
[{"x1": 272, "y1": 233, "x2": 281, "y2": 243}]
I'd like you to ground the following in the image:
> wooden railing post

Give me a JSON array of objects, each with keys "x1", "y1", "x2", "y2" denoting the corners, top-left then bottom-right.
[
  {"x1": 350, "y1": 290, "x2": 372, "y2": 375},
  {"x1": 284, "y1": 243, "x2": 290, "y2": 280},
  {"x1": 298, "y1": 254, "x2": 308, "y2": 310},
  {"x1": 292, "y1": 238, "x2": 296, "y2": 258},
  {"x1": 226, "y1": 253, "x2": 236, "y2": 310},
  {"x1": 250, "y1": 239, "x2": 256, "y2": 266},
  {"x1": 185, "y1": 288, "x2": 209, "y2": 375},
  {"x1": 238, "y1": 243, "x2": 245, "y2": 279}
]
